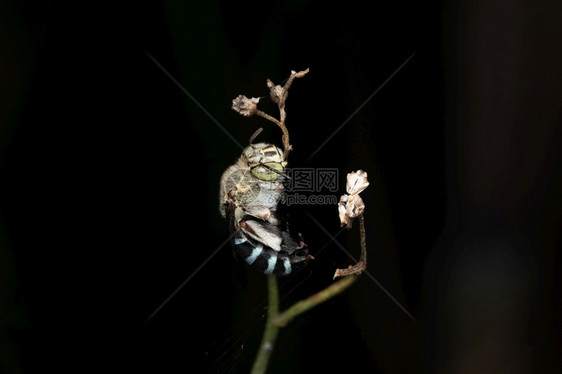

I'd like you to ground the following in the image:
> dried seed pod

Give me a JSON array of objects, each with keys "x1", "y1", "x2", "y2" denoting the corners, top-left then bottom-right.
[{"x1": 232, "y1": 95, "x2": 260, "y2": 117}]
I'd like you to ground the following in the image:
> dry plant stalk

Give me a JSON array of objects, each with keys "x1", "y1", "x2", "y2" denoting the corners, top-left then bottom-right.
[
  {"x1": 231, "y1": 69, "x2": 370, "y2": 374},
  {"x1": 334, "y1": 170, "x2": 370, "y2": 279},
  {"x1": 232, "y1": 68, "x2": 309, "y2": 159}
]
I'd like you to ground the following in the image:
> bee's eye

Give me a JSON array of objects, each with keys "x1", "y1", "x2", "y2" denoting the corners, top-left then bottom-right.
[{"x1": 251, "y1": 162, "x2": 283, "y2": 181}]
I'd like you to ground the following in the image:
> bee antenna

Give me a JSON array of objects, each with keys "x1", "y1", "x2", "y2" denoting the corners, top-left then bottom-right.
[{"x1": 249, "y1": 128, "x2": 263, "y2": 145}]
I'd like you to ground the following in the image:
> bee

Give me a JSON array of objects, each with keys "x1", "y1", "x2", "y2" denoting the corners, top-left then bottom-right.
[{"x1": 219, "y1": 132, "x2": 311, "y2": 276}]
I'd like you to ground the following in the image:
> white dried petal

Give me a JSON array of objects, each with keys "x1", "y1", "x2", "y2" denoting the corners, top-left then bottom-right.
[
  {"x1": 338, "y1": 170, "x2": 369, "y2": 229},
  {"x1": 232, "y1": 95, "x2": 260, "y2": 117},
  {"x1": 338, "y1": 195, "x2": 350, "y2": 228},
  {"x1": 346, "y1": 170, "x2": 369, "y2": 196},
  {"x1": 345, "y1": 194, "x2": 365, "y2": 219}
]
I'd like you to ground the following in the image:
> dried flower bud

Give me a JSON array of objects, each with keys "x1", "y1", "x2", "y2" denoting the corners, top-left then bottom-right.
[
  {"x1": 345, "y1": 194, "x2": 365, "y2": 219},
  {"x1": 232, "y1": 95, "x2": 260, "y2": 117},
  {"x1": 338, "y1": 170, "x2": 369, "y2": 228},
  {"x1": 338, "y1": 194, "x2": 365, "y2": 228},
  {"x1": 346, "y1": 170, "x2": 369, "y2": 195},
  {"x1": 266, "y1": 79, "x2": 285, "y2": 104},
  {"x1": 338, "y1": 195, "x2": 350, "y2": 228}
]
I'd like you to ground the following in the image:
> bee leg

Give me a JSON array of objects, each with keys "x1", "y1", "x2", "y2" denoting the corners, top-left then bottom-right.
[
  {"x1": 279, "y1": 231, "x2": 306, "y2": 255},
  {"x1": 289, "y1": 253, "x2": 313, "y2": 265}
]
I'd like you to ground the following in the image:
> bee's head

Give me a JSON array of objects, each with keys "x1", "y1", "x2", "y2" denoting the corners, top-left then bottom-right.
[{"x1": 242, "y1": 142, "x2": 287, "y2": 181}]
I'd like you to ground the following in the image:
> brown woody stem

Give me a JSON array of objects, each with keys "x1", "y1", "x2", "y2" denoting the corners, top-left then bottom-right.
[{"x1": 333, "y1": 214, "x2": 367, "y2": 279}]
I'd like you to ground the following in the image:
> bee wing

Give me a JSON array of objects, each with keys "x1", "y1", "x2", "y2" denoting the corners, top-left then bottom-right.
[
  {"x1": 223, "y1": 200, "x2": 235, "y2": 232},
  {"x1": 238, "y1": 219, "x2": 283, "y2": 252}
]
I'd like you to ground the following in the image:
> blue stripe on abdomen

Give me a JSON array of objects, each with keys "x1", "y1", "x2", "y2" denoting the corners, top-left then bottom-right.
[
  {"x1": 234, "y1": 234, "x2": 290, "y2": 276},
  {"x1": 282, "y1": 257, "x2": 291, "y2": 275},
  {"x1": 245, "y1": 244, "x2": 263, "y2": 265},
  {"x1": 263, "y1": 255, "x2": 278, "y2": 274}
]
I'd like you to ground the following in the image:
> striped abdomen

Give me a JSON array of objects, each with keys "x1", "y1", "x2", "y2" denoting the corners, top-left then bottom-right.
[{"x1": 234, "y1": 233, "x2": 293, "y2": 276}]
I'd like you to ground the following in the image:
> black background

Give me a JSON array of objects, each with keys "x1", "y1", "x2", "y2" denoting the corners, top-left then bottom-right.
[{"x1": 1, "y1": 1, "x2": 561, "y2": 373}]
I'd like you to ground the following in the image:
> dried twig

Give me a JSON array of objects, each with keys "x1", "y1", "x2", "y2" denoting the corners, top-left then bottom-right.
[
  {"x1": 334, "y1": 170, "x2": 369, "y2": 279},
  {"x1": 232, "y1": 68, "x2": 309, "y2": 159},
  {"x1": 333, "y1": 215, "x2": 367, "y2": 278}
]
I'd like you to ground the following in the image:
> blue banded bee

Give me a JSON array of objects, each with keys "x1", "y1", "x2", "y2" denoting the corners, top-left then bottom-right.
[{"x1": 219, "y1": 135, "x2": 311, "y2": 276}]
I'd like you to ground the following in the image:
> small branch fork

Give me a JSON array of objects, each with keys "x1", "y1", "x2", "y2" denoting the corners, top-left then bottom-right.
[{"x1": 232, "y1": 68, "x2": 309, "y2": 159}]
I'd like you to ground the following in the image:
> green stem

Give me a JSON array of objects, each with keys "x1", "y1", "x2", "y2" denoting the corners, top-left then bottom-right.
[
  {"x1": 250, "y1": 275, "x2": 280, "y2": 374},
  {"x1": 274, "y1": 275, "x2": 358, "y2": 327},
  {"x1": 249, "y1": 209, "x2": 366, "y2": 372}
]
